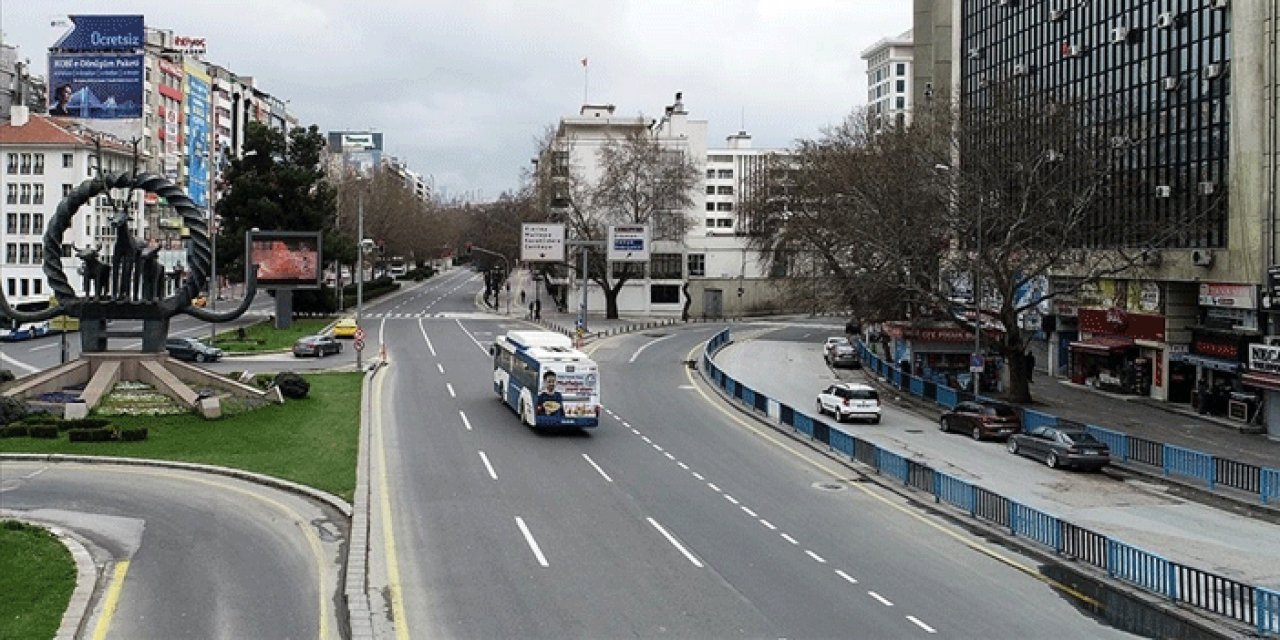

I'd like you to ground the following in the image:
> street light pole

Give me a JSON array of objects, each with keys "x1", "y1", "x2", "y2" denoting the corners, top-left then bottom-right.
[{"x1": 356, "y1": 191, "x2": 365, "y2": 370}]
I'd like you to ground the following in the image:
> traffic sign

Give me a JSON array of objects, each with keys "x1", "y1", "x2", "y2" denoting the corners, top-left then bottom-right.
[
  {"x1": 354, "y1": 338, "x2": 365, "y2": 351},
  {"x1": 354, "y1": 328, "x2": 366, "y2": 341},
  {"x1": 970, "y1": 353, "x2": 985, "y2": 373}
]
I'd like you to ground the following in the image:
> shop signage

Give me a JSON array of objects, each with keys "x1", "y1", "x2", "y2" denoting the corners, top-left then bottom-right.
[
  {"x1": 1249, "y1": 344, "x2": 1280, "y2": 374},
  {"x1": 1199, "y1": 283, "x2": 1256, "y2": 310},
  {"x1": 1192, "y1": 337, "x2": 1240, "y2": 361},
  {"x1": 883, "y1": 324, "x2": 995, "y2": 343},
  {"x1": 1139, "y1": 282, "x2": 1161, "y2": 313},
  {"x1": 1078, "y1": 308, "x2": 1165, "y2": 341},
  {"x1": 172, "y1": 35, "x2": 207, "y2": 55}
]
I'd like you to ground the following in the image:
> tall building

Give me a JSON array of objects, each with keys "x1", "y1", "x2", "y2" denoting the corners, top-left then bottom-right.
[
  {"x1": 934, "y1": 1, "x2": 1279, "y2": 433},
  {"x1": 911, "y1": 0, "x2": 953, "y2": 112},
  {"x1": 0, "y1": 107, "x2": 146, "y2": 306},
  {"x1": 1, "y1": 43, "x2": 47, "y2": 120},
  {"x1": 695, "y1": 130, "x2": 786, "y2": 282},
  {"x1": 861, "y1": 29, "x2": 914, "y2": 132}
]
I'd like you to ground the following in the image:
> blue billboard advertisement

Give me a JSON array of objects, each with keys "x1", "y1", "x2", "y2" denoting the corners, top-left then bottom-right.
[
  {"x1": 185, "y1": 66, "x2": 211, "y2": 208},
  {"x1": 51, "y1": 15, "x2": 144, "y2": 51},
  {"x1": 47, "y1": 53, "x2": 143, "y2": 119}
]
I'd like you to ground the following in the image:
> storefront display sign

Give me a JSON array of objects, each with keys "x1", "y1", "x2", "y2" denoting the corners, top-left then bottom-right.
[
  {"x1": 1249, "y1": 344, "x2": 1280, "y2": 374},
  {"x1": 1199, "y1": 283, "x2": 1256, "y2": 309}
]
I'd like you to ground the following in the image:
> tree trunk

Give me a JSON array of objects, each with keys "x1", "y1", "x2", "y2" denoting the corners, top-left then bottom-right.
[
  {"x1": 605, "y1": 293, "x2": 619, "y2": 319},
  {"x1": 1000, "y1": 307, "x2": 1032, "y2": 404}
]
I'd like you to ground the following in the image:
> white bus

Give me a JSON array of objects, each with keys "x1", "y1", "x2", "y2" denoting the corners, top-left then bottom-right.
[{"x1": 492, "y1": 330, "x2": 600, "y2": 428}]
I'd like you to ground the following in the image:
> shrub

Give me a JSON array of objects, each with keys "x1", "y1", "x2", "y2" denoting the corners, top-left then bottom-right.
[
  {"x1": 0, "y1": 425, "x2": 29, "y2": 438},
  {"x1": 18, "y1": 412, "x2": 60, "y2": 425},
  {"x1": 273, "y1": 372, "x2": 310, "y2": 399},
  {"x1": 58, "y1": 418, "x2": 111, "y2": 431},
  {"x1": 28, "y1": 425, "x2": 59, "y2": 439},
  {"x1": 0, "y1": 395, "x2": 28, "y2": 425},
  {"x1": 119, "y1": 428, "x2": 148, "y2": 442},
  {"x1": 68, "y1": 428, "x2": 114, "y2": 442},
  {"x1": 0, "y1": 369, "x2": 15, "y2": 384}
]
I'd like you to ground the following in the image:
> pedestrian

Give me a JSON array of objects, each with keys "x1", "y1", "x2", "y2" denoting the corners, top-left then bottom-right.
[
  {"x1": 519, "y1": 290, "x2": 526, "y2": 306},
  {"x1": 1196, "y1": 377, "x2": 1210, "y2": 414},
  {"x1": 533, "y1": 298, "x2": 541, "y2": 320},
  {"x1": 1025, "y1": 352, "x2": 1036, "y2": 383},
  {"x1": 528, "y1": 301, "x2": 534, "y2": 320}
]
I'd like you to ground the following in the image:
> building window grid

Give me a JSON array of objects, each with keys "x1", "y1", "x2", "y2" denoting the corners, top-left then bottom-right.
[{"x1": 961, "y1": 0, "x2": 1228, "y2": 250}]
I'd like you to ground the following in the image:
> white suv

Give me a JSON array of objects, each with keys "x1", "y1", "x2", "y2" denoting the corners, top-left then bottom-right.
[{"x1": 816, "y1": 382, "x2": 881, "y2": 424}]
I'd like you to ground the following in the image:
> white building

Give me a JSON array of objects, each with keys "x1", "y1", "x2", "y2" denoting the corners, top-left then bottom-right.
[
  {"x1": 861, "y1": 29, "x2": 914, "y2": 132},
  {"x1": 0, "y1": 107, "x2": 145, "y2": 307}
]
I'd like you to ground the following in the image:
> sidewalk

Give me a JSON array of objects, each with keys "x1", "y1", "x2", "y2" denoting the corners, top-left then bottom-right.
[
  {"x1": 1018, "y1": 375, "x2": 1280, "y2": 471},
  {"x1": 493, "y1": 267, "x2": 691, "y2": 340}
]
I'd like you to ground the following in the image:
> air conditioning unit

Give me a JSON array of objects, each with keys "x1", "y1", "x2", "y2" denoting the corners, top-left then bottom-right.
[
  {"x1": 1045, "y1": 149, "x2": 1063, "y2": 162},
  {"x1": 1066, "y1": 44, "x2": 1086, "y2": 57},
  {"x1": 1013, "y1": 63, "x2": 1029, "y2": 76},
  {"x1": 1204, "y1": 63, "x2": 1222, "y2": 79},
  {"x1": 1199, "y1": 181, "x2": 1216, "y2": 195},
  {"x1": 968, "y1": 47, "x2": 984, "y2": 60},
  {"x1": 1191, "y1": 249, "x2": 1215, "y2": 267},
  {"x1": 1140, "y1": 250, "x2": 1163, "y2": 267},
  {"x1": 1156, "y1": 12, "x2": 1177, "y2": 28},
  {"x1": 998, "y1": 0, "x2": 1019, "y2": 6},
  {"x1": 1110, "y1": 135, "x2": 1130, "y2": 148},
  {"x1": 978, "y1": 75, "x2": 990, "y2": 88},
  {"x1": 1111, "y1": 27, "x2": 1131, "y2": 43},
  {"x1": 1155, "y1": 185, "x2": 1172, "y2": 197},
  {"x1": 1050, "y1": 8, "x2": 1065, "y2": 21},
  {"x1": 1209, "y1": 0, "x2": 1228, "y2": 9},
  {"x1": 1162, "y1": 76, "x2": 1180, "y2": 91}
]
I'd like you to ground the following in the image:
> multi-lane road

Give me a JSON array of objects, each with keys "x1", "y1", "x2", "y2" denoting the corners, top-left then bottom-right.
[{"x1": 4, "y1": 269, "x2": 1145, "y2": 638}]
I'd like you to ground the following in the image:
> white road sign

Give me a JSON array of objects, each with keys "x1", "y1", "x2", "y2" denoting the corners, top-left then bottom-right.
[
  {"x1": 521, "y1": 223, "x2": 566, "y2": 262},
  {"x1": 608, "y1": 224, "x2": 650, "y2": 262}
]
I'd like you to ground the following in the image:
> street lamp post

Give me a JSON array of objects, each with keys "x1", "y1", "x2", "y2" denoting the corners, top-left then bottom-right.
[{"x1": 356, "y1": 191, "x2": 365, "y2": 370}]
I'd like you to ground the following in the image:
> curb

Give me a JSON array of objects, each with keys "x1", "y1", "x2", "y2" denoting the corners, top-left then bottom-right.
[
  {"x1": 345, "y1": 359, "x2": 382, "y2": 639},
  {"x1": 693, "y1": 350, "x2": 1249, "y2": 639}
]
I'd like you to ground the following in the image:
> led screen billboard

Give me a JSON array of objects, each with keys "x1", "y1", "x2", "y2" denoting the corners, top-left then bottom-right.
[{"x1": 246, "y1": 231, "x2": 322, "y2": 289}]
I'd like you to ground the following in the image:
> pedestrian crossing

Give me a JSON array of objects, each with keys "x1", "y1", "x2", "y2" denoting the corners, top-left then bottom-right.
[{"x1": 359, "y1": 311, "x2": 504, "y2": 320}]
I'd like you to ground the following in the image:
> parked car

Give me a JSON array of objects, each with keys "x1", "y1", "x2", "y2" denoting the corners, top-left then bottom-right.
[
  {"x1": 939, "y1": 400, "x2": 1022, "y2": 440},
  {"x1": 823, "y1": 336, "x2": 850, "y2": 358},
  {"x1": 1007, "y1": 426, "x2": 1111, "y2": 471},
  {"x1": 826, "y1": 340, "x2": 860, "y2": 368},
  {"x1": 293, "y1": 335, "x2": 343, "y2": 358},
  {"x1": 332, "y1": 317, "x2": 359, "y2": 338},
  {"x1": 0, "y1": 321, "x2": 50, "y2": 342},
  {"x1": 165, "y1": 337, "x2": 223, "y2": 363},
  {"x1": 815, "y1": 382, "x2": 881, "y2": 424}
]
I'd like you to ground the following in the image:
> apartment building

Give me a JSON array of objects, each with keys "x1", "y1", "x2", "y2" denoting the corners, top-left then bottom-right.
[{"x1": 861, "y1": 29, "x2": 915, "y2": 131}]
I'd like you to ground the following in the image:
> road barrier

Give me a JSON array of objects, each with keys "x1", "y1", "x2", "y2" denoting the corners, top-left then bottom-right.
[{"x1": 700, "y1": 328, "x2": 1274, "y2": 635}]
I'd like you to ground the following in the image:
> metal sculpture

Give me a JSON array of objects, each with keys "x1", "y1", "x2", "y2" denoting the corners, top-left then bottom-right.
[{"x1": 0, "y1": 140, "x2": 258, "y2": 353}]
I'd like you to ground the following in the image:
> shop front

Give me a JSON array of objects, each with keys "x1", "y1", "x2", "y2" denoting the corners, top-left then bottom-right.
[
  {"x1": 1242, "y1": 343, "x2": 1280, "y2": 439},
  {"x1": 1069, "y1": 308, "x2": 1164, "y2": 396},
  {"x1": 1187, "y1": 283, "x2": 1263, "y2": 418},
  {"x1": 881, "y1": 321, "x2": 1003, "y2": 393}
]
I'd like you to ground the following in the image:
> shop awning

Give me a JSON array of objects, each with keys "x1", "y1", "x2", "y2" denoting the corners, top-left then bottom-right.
[
  {"x1": 1181, "y1": 354, "x2": 1242, "y2": 373},
  {"x1": 1242, "y1": 372, "x2": 1280, "y2": 392},
  {"x1": 1069, "y1": 336, "x2": 1135, "y2": 355}
]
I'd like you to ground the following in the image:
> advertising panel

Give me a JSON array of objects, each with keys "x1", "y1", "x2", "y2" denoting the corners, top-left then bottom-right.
[
  {"x1": 51, "y1": 15, "x2": 144, "y2": 51},
  {"x1": 246, "y1": 231, "x2": 323, "y2": 289},
  {"x1": 607, "y1": 224, "x2": 650, "y2": 262},
  {"x1": 1198, "y1": 283, "x2": 1256, "y2": 310},
  {"x1": 521, "y1": 223, "x2": 566, "y2": 262},
  {"x1": 48, "y1": 53, "x2": 143, "y2": 119},
  {"x1": 185, "y1": 63, "x2": 211, "y2": 208},
  {"x1": 1249, "y1": 344, "x2": 1280, "y2": 375}
]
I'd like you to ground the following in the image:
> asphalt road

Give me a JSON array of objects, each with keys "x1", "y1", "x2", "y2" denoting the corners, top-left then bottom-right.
[
  {"x1": 0, "y1": 461, "x2": 346, "y2": 640},
  {"x1": 713, "y1": 324, "x2": 1280, "y2": 589},
  {"x1": 366, "y1": 275, "x2": 1140, "y2": 638}
]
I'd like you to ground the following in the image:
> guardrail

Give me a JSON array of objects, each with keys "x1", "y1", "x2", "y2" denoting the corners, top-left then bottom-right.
[
  {"x1": 852, "y1": 342, "x2": 1280, "y2": 508},
  {"x1": 700, "y1": 328, "x2": 1273, "y2": 635}
]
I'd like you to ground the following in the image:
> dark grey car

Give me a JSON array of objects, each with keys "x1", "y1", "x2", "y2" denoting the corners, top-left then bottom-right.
[
  {"x1": 165, "y1": 337, "x2": 223, "y2": 363},
  {"x1": 293, "y1": 335, "x2": 342, "y2": 358},
  {"x1": 1007, "y1": 426, "x2": 1110, "y2": 470}
]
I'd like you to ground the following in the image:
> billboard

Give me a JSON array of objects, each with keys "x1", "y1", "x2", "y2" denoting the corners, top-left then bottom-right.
[
  {"x1": 521, "y1": 223, "x2": 566, "y2": 262},
  {"x1": 607, "y1": 224, "x2": 650, "y2": 262},
  {"x1": 185, "y1": 63, "x2": 211, "y2": 208},
  {"x1": 51, "y1": 15, "x2": 144, "y2": 51},
  {"x1": 246, "y1": 231, "x2": 323, "y2": 289},
  {"x1": 327, "y1": 131, "x2": 383, "y2": 173},
  {"x1": 48, "y1": 53, "x2": 143, "y2": 119}
]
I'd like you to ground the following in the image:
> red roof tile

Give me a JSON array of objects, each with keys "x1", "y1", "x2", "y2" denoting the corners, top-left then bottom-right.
[{"x1": 0, "y1": 114, "x2": 134, "y2": 153}]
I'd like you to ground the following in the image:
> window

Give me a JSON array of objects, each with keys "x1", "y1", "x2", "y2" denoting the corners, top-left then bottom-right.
[
  {"x1": 612, "y1": 262, "x2": 644, "y2": 279},
  {"x1": 687, "y1": 253, "x2": 705, "y2": 277},
  {"x1": 20, "y1": 279, "x2": 28, "y2": 297},
  {"x1": 19, "y1": 184, "x2": 31, "y2": 205},
  {"x1": 896, "y1": 63, "x2": 906, "y2": 76},
  {"x1": 649, "y1": 253, "x2": 683, "y2": 279},
  {"x1": 705, "y1": 202, "x2": 715, "y2": 211},
  {"x1": 5, "y1": 278, "x2": 13, "y2": 296},
  {"x1": 896, "y1": 97, "x2": 905, "y2": 109},
  {"x1": 5, "y1": 184, "x2": 15, "y2": 204},
  {"x1": 33, "y1": 184, "x2": 43, "y2": 205},
  {"x1": 19, "y1": 214, "x2": 30, "y2": 234},
  {"x1": 33, "y1": 214, "x2": 43, "y2": 234},
  {"x1": 717, "y1": 219, "x2": 733, "y2": 228},
  {"x1": 6, "y1": 153, "x2": 16, "y2": 174},
  {"x1": 33, "y1": 154, "x2": 44, "y2": 175},
  {"x1": 32, "y1": 243, "x2": 42, "y2": 263},
  {"x1": 896, "y1": 80, "x2": 905, "y2": 92},
  {"x1": 706, "y1": 169, "x2": 716, "y2": 179},
  {"x1": 717, "y1": 185, "x2": 734, "y2": 195},
  {"x1": 33, "y1": 279, "x2": 42, "y2": 295},
  {"x1": 19, "y1": 153, "x2": 31, "y2": 174},
  {"x1": 19, "y1": 244, "x2": 29, "y2": 264},
  {"x1": 5, "y1": 214, "x2": 15, "y2": 234},
  {"x1": 5, "y1": 244, "x2": 14, "y2": 264},
  {"x1": 650, "y1": 284, "x2": 680, "y2": 304},
  {"x1": 62, "y1": 153, "x2": 73, "y2": 168},
  {"x1": 63, "y1": 184, "x2": 73, "y2": 197},
  {"x1": 705, "y1": 185, "x2": 716, "y2": 195},
  {"x1": 716, "y1": 202, "x2": 733, "y2": 211},
  {"x1": 717, "y1": 169, "x2": 733, "y2": 179}
]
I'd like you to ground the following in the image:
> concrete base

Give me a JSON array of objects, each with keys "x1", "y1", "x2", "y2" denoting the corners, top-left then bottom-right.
[{"x1": 3, "y1": 352, "x2": 280, "y2": 419}]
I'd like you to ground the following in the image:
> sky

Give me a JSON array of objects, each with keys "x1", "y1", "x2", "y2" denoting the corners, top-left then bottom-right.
[{"x1": 1, "y1": 0, "x2": 912, "y2": 202}]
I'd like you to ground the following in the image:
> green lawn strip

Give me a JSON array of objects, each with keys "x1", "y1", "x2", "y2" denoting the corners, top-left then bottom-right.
[
  {"x1": 0, "y1": 520, "x2": 76, "y2": 640},
  {"x1": 0, "y1": 373, "x2": 361, "y2": 503},
  {"x1": 212, "y1": 318, "x2": 334, "y2": 352}
]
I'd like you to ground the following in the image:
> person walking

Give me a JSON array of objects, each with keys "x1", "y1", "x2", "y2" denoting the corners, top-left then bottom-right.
[
  {"x1": 519, "y1": 290, "x2": 526, "y2": 306},
  {"x1": 533, "y1": 298, "x2": 541, "y2": 320},
  {"x1": 1025, "y1": 352, "x2": 1036, "y2": 383}
]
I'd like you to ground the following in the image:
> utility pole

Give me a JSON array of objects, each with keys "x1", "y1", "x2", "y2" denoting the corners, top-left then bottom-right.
[
  {"x1": 356, "y1": 191, "x2": 365, "y2": 370},
  {"x1": 566, "y1": 240, "x2": 605, "y2": 332}
]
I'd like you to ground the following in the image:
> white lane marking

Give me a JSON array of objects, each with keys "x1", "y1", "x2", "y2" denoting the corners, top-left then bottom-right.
[
  {"x1": 652, "y1": 444, "x2": 664, "y2": 452},
  {"x1": 437, "y1": 363, "x2": 445, "y2": 374},
  {"x1": 906, "y1": 616, "x2": 937, "y2": 634},
  {"x1": 707, "y1": 483, "x2": 721, "y2": 493},
  {"x1": 446, "y1": 383, "x2": 456, "y2": 398},
  {"x1": 630, "y1": 429, "x2": 640, "y2": 436},
  {"x1": 478, "y1": 451, "x2": 497, "y2": 479},
  {"x1": 515, "y1": 517, "x2": 549, "y2": 567},
  {"x1": 676, "y1": 462, "x2": 689, "y2": 470},
  {"x1": 663, "y1": 452, "x2": 676, "y2": 461},
  {"x1": 678, "y1": 385, "x2": 696, "y2": 390},
  {"x1": 692, "y1": 472, "x2": 704, "y2": 481},
  {"x1": 760, "y1": 519, "x2": 777, "y2": 530},
  {"x1": 417, "y1": 320, "x2": 437, "y2": 356},
  {"x1": 379, "y1": 316, "x2": 387, "y2": 343},
  {"x1": 724, "y1": 495, "x2": 740, "y2": 505},
  {"x1": 0, "y1": 353, "x2": 40, "y2": 373},
  {"x1": 582, "y1": 454, "x2": 614, "y2": 482},
  {"x1": 780, "y1": 533, "x2": 799, "y2": 545},
  {"x1": 628, "y1": 333, "x2": 674, "y2": 363},
  {"x1": 647, "y1": 518, "x2": 703, "y2": 568},
  {"x1": 621, "y1": 422, "x2": 631, "y2": 428},
  {"x1": 805, "y1": 550, "x2": 826, "y2": 564},
  {"x1": 459, "y1": 411, "x2": 472, "y2": 431},
  {"x1": 836, "y1": 570, "x2": 859, "y2": 584},
  {"x1": 30, "y1": 342, "x2": 58, "y2": 351},
  {"x1": 641, "y1": 436, "x2": 652, "y2": 444},
  {"x1": 740, "y1": 506, "x2": 758, "y2": 517},
  {"x1": 454, "y1": 318, "x2": 489, "y2": 355},
  {"x1": 868, "y1": 591, "x2": 894, "y2": 607}
]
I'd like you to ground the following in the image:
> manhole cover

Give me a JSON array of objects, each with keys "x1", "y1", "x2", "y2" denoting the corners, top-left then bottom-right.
[
  {"x1": 643, "y1": 332, "x2": 670, "y2": 338},
  {"x1": 905, "y1": 429, "x2": 923, "y2": 434},
  {"x1": 812, "y1": 481, "x2": 847, "y2": 492}
]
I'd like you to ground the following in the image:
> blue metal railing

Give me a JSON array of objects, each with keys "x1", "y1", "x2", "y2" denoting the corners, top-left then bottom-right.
[
  {"x1": 702, "y1": 328, "x2": 1274, "y2": 633},
  {"x1": 1164, "y1": 444, "x2": 1216, "y2": 490},
  {"x1": 909, "y1": 376, "x2": 925, "y2": 397},
  {"x1": 1022, "y1": 409, "x2": 1058, "y2": 432}
]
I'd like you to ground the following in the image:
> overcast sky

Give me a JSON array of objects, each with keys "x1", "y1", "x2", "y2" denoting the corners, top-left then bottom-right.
[{"x1": 3, "y1": 0, "x2": 911, "y2": 201}]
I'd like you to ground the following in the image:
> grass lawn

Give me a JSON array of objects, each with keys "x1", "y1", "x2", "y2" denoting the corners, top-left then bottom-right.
[
  {"x1": 0, "y1": 520, "x2": 76, "y2": 640},
  {"x1": 0, "y1": 373, "x2": 362, "y2": 503},
  {"x1": 212, "y1": 318, "x2": 334, "y2": 353}
]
